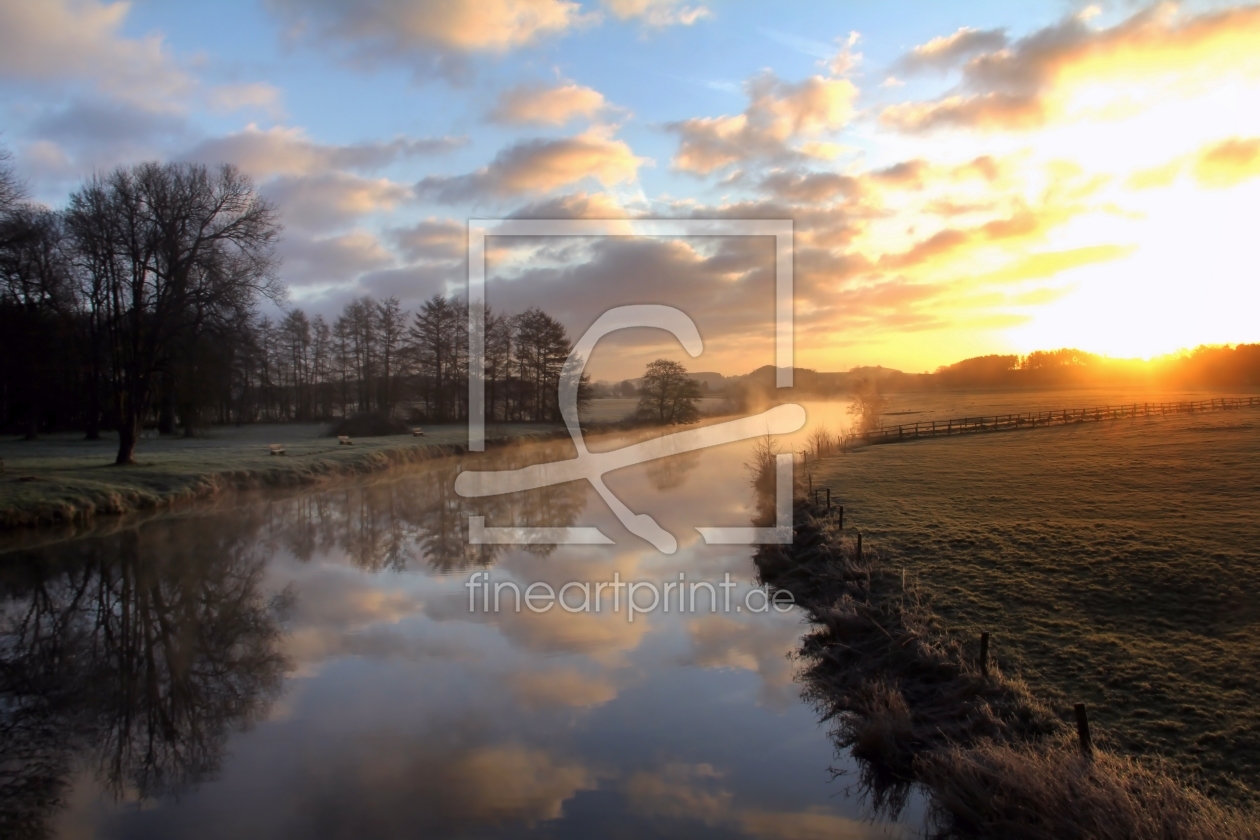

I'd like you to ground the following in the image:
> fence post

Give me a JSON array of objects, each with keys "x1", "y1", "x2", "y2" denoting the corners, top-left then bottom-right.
[
  {"x1": 1075, "y1": 703, "x2": 1093, "y2": 760},
  {"x1": 826, "y1": 487, "x2": 831, "y2": 512},
  {"x1": 855, "y1": 531, "x2": 862, "y2": 563}
]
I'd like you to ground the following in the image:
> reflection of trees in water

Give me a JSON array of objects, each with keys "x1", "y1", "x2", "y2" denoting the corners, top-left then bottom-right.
[
  {"x1": 0, "y1": 515, "x2": 290, "y2": 839},
  {"x1": 0, "y1": 443, "x2": 588, "y2": 836},
  {"x1": 262, "y1": 442, "x2": 589, "y2": 572},
  {"x1": 644, "y1": 450, "x2": 700, "y2": 492}
]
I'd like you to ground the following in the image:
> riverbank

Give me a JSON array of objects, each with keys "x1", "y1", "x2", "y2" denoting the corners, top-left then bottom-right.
[
  {"x1": 805, "y1": 407, "x2": 1260, "y2": 804},
  {"x1": 758, "y1": 500, "x2": 1258, "y2": 838},
  {"x1": 0, "y1": 423, "x2": 569, "y2": 529}
]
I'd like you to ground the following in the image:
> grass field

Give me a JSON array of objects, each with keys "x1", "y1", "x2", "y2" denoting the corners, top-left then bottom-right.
[
  {"x1": 0, "y1": 397, "x2": 737, "y2": 529},
  {"x1": 808, "y1": 403, "x2": 1260, "y2": 803},
  {"x1": 0, "y1": 422, "x2": 567, "y2": 528}
]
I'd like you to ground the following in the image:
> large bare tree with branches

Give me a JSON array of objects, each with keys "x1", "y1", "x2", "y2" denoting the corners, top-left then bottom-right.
[{"x1": 65, "y1": 162, "x2": 283, "y2": 464}]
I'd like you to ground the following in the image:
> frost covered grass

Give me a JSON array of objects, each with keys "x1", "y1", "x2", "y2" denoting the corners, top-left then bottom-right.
[
  {"x1": 0, "y1": 422, "x2": 566, "y2": 528},
  {"x1": 808, "y1": 404, "x2": 1260, "y2": 803}
]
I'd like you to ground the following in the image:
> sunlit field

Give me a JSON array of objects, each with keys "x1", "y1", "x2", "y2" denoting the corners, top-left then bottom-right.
[{"x1": 810, "y1": 398, "x2": 1260, "y2": 803}]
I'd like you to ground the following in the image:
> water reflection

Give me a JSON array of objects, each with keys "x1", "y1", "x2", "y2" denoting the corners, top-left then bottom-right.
[
  {"x1": 0, "y1": 515, "x2": 289, "y2": 838},
  {"x1": 262, "y1": 441, "x2": 588, "y2": 571},
  {"x1": 1, "y1": 432, "x2": 916, "y2": 839}
]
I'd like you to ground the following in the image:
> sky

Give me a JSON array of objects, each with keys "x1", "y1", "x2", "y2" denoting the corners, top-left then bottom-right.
[{"x1": 2, "y1": 0, "x2": 1260, "y2": 379}]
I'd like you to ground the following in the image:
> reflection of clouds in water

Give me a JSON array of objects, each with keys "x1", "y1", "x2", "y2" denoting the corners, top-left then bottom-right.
[
  {"x1": 9, "y1": 433, "x2": 917, "y2": 837},
  {"x1": 624, "y1": 762, "x2": 732, "y2": 820},
  {"x1": 623, "y1": 762, "x2": 904, "y2": 840},
  {"x1": 486, "y1": 600, "x2": 654, "y2": 663},
  {"x1": 443, "y1": 745, "x2": 596, "y2": 825},
  {"x1": 684, "y1": 614, "x2": 804, "y2": 709},
  {"x1": 270, "y1": 734, "x2": 599, "y2": 836},
  {"x1": 508, "y1": 668, "x2": 619, "y2": 709}
]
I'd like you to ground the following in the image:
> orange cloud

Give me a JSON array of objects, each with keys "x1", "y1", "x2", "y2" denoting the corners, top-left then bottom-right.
[
  {"x1": 883, "y1": 4, "x2": 1260, "y2": 132},
  {"x1": 418, "y1": 128, "x2": 643, "y2": 201},
  {"x1": 1193, "y1": 137, "x2": 1260, "y2": 188},
  {"x1": 965, "y1": 244, "x2": 1137, "y2": 287},
  {"x1": 602, "y1": 0, "x2": 711, "y2": 27},
  {"x1": 264, "y1": 172, "x2": 412, "y2": 231},
  {"x1": 668, "y1": 72, "x2": 858, "y2": 174},
  {"x1": 267, "y1": 0, "x2": 587, "y2": 55},
  {"x1": 895, "y1": 25, "x2": 1008, "y2": 74},
  {"x1": 489, "y1": 80, "x2": 609, "y2": 125}
]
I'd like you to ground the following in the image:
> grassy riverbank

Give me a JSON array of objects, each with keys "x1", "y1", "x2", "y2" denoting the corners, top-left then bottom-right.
[
  {"x1": 805, "y1": 405, "x2": 1260, "y2": 804},
  {"x1": 758, "y1": 501, "x2": 1258, "y2": 838},
  {"x1": 0, "y1": 423, "x2": 567, "y2": 529}
]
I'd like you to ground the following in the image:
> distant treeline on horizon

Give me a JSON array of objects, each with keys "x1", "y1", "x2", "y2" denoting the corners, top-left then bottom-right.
[{"x1": 723, "y1": 344, "x2": 1260, "y2": 400}]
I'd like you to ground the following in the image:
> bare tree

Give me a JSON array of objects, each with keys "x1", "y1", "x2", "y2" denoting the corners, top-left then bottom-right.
[
  {"x1": 0, "y1": 207, "x2": 73, "y2": 439},
  {"x1": 847, "y1": 377, "x2": 888, "y2": 435},
  {"x1": 636, "y1": 359, "x2": 702, "y2": 425},
  {"x1": 375, "y1": 296, "x2": 407, "y2": 415},
  {"x1": 65, "y1": 162, "x2": 283, "y2": 464},
  {"x1": 0, "y1": 146, "x2": 23, "y2": 220}
]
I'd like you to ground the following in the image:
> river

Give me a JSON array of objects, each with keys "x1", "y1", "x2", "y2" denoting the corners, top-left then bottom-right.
[{"x1": 0, "y1": 422, "x2": 921, "y2": 839}]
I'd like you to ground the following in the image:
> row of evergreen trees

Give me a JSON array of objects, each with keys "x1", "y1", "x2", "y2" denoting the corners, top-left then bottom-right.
[
  {"x1": 0, "y1": 154, "x2": 584, "y2": 463},
  {"x1": 246, "y1": 295, "x2": 582, "y2": 427}
]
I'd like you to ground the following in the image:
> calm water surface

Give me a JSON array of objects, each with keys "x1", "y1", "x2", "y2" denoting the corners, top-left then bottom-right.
[{"x1": 1, "y1": 428, "x2": 920, "y2": 839}]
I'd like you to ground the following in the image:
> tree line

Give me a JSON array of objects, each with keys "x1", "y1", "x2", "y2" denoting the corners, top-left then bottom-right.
[{"x1": 0, "y1": 154, "x2": 586, "y2": 464}]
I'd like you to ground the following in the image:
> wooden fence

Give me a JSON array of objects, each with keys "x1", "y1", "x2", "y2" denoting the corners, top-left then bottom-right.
[{"x1": 855, "y1": 396, "x2": 1260, "y2": 446}]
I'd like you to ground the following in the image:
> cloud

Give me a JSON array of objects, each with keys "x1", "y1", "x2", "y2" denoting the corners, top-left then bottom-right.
[
  {"x1": 667, "y1": 71, "x2": 858, "y2": 174},
  {"x1": 389, "y1": 219, "x2": 466, "y2": 261},
  {"x1": 882, "y1": 4, "x2": 1260, "y2": 132},
  {"x1": 602, "y1": 0, "x2": 711, "y2": 28},
  {"x1": 507, "y1": 190, "x2": 634, "y2": 219},
  {"x1": 20, "y1": 98, "x2": 189, "y2": 179},
  {"x1": 264, "y1": 172, "x2": 413, "y2": 232},
  {"x1": 895, "y1": 26, "x2": 1007, "y2": 74},
  {"x1": 756, "y1": 170, "x2": 861, "y2": 203},
  {"x1": 826, "y1": 30, "x2": 863, "y2": 76},
  {"x1": 1193, "y1": 137, "x2": 1260, "y2": 189},
  {"x1": 489, "y1": 80, "x2": 609, "y2": 125},
  {"x1": 185, "y1": 125, "x2": 465, "y2": 179},
  {"x1": 877, "y1": 204, "x2": 1058, "y2": 270},
  {"x1": 358, "y1": 263, "x2": 461, "y2": 303},
  {"x1": 208, "y1": 82, "x2": 286, "y2": 118},
  {"x1": 32, "y1": 97, "x2": 186, "y2": 149},
  {"x1": 754, "y1": 154, "x2": 1004, "y2": 206},
  {"x1": 417, "y1": 128, "x2": 643, "y2": 202},
  {"x1": 0, "y1": 0, "x2": 192, "y2": 106},
  {"x1": 266, "y1": 0, "x2": 590, "y2": 78},
  {"x1": 277, "y1": 229, "x2": 396, "y2": 287}
]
